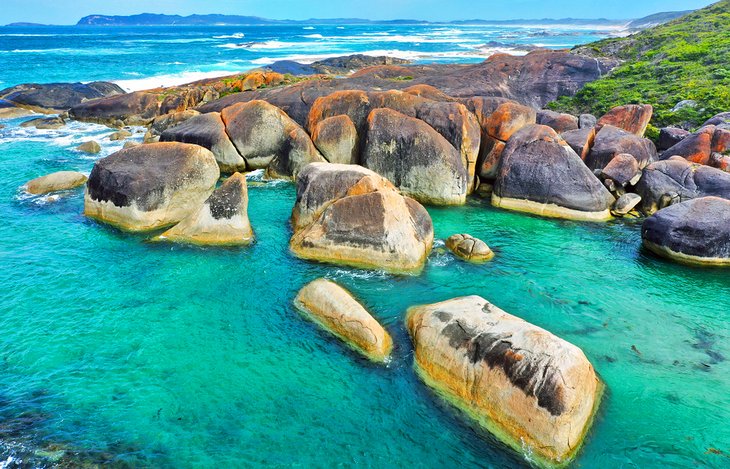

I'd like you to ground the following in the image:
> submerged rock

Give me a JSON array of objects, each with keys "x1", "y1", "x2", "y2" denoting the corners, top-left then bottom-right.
[
  {"x1": 108, "y1": 130, "x2": 132, "y2": 141},
  {"x1": 642, "y1": 196, "x2": 730, "y2": 266},
  {"x1": 492, "y1": 125, "x2": 615, "y2": 221},
  {"x1": 362, "y1": 108, "x2": 468, "y2": 205},
  {"x1": 635, "y1": 156, "x2": 730, "y2": 214},
  {"x1": 290, "y1": 163, "x2": 433, "y2": 273},
  {"x1": 25, "y1": 171, "x2": 87, "y2": 195},
  {"x1": 445, "y1": 234, "x2": 494, "y2": 262},
  {"x1": 84, "y1": 142, "x2": 220, "y2": 231},
  {"x1": 294, "y1": 278, "x2": 393, "y2": 363},
  {"x1": 156, "y1": 172, "x2": 253, "y2": 245},
  {"x1": 406, "y1": 295, "x2": 602, "y2": 467},
  {"x1": 160, "y1": 111, "x2": 245, "y2": 173},
  {"x1": 76, "y1": 140, "x2": 101, "y2": 154}
]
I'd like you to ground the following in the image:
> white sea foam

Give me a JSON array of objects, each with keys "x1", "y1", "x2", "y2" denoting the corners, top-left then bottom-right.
[
  {"x1": 213, "y1": 32, "x2": 246, "y2": 39},
  {"x1": 302, "y1": 34, "x2": 325, "y2": 39},
  {"x1": 303, "y1": 26, "x2": 315, "y2": 30},
  {"x1": 113, "y1": 70, "x2": 245, "y2": 92}
]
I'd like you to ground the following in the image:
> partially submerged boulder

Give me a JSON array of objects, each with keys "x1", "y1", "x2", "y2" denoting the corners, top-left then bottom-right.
[
  {"x1": 493, "y1": 125, "x2": 615, "y2": 221},
  {"x1": 407, "y1": 295, "x2": 602, "y2": 467},
  {"x1": 311, "y1": 114, "x2": 359, "y2": 165},
  {"x1": 156, "y1": 172, "x2": 253, "y2": 245},
  {"x1": 596, "y1": 104, "x2": 653, "y2": 136},
  {"x1": 290, "y1": 163, "x2": 434, "y2": 273},
  {"x1": 586, "y1": 125, "x2": 656, "y2": 171},
  {"x1": 160, "y1": 112, "x2": 245, "y2": 173},
  {"x1": 25, "y1": 171, "x2": 87, "y2": 195},
  {"x1": 0, "y1": 81, "x2": 124, "y2": 112},
  {"x1": 294, "y1": 278, "x2": 393, "y2": 363},
  {"x1": 108, "y1": 130, "x2": 132, "y2": 141},
  {"x1": 20, "y1": 116, "x2": 65, "y2": 130},
  {"x1": 76, "y1": 140, "x2": 101, "y2": 154},
  {"x1": 84, "y1": 142, "x2": 220, "y2": 231},
  {"x1": 362, "y1": 108, "x2": 468, "y2": 205},
  {"x1": 635, "y1": 156, "x2": 730, "y2": 214},
  {"x1": 221, "y1": 100, "x2": 324, "y2": 179},
  {"x1": 445, "y1": 234, "x2": 494, "y2": 262},
  {"x1": 642, "y1": 196, "x2": 730, "y2": 266}
]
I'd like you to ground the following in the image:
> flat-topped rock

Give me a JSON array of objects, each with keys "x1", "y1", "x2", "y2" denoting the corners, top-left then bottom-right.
[
  {"x1": 362, "y1": 108, "x2": 468, "y2": 205},
  {"x1": 156, "y1": 172, "x2": 253, "y2": 245},
  {"x1": 445, "y1": 234, "x2": 494, "y2": 262},
  {"x1": 25, "y1": 171, "x2": 87, "y2": 195},
  {"x1": 84, "y1": 142, "x2": 220, "y2": 231},
  {"x1": 290, "y1": 163, "x2": 433, "y2": 273},
  {"x1": 642, "y1": 196, "x2": 730, "y2": 266},
  {"x1": 0, "y1": 81, "x2": 124, "y2": 112},
  {"x1": 493, "y1": 124, "x2": 615, "y2": 221},
  {"x1": 160, "y1": 111, "x2": 245, "y2": 173},
  {"x1": 294, "y1": 278, "x2": 393, "y2": 363},
  {"x1": 407, "y1": 295, "x2": 602, "y2": 467}
]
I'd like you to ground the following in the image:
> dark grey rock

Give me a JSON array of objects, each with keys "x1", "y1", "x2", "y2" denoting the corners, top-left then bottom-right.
[
  {"x1": 586, "y1": 125, "x2": 657, "y2": 171},
  {"x1": 0, "y1": 82, "x2": 124, "y2": 111},
  {"x1": 658, "y1": 127, "x2": 691, "y2": 151}
]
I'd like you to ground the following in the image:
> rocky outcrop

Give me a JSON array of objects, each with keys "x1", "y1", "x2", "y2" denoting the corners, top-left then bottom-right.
[
  {"x1": 0, "y1": 81, "x2": 124, "y2": 112},
  {"x1": 635, "y1": 156, "x2": 730, "y2": 214},
  {"x1": 156, "y1": 172, "x2": 253, "y2": 245},
  {"x1": 267, "y1": 54, "x2": 411, "y2": 76},
  {"x1": 20, "y1": 116, "x2": 65, "y2": 129},
  {"x1": 24, "y1": 171, "x2": 87, "y2": 195},
  {"x1": 221, "y1": 100, "x2": 325, "y2": 179},
  {"x1": 311, "y1": 115, "x2": 359, "y2": 165},
  {"x1": 642, "y1": 196, "x2": 730, "y2": 266},
  {"x1": 561, "y1": 127, "x2": 596, "y2": 160},
  {"x1": 586, "y1": 125, "x2": 657, "y2": 171},
  {"x1": 406, "y1": 295, "x2": 602, "y2": 467},
  {"x1": 596, "y1": 104, "x2": 653, "y2": 136},
  {"x1": 160, "y1": 111, "x2": 245, "y2": 173},
  {"x1": 294, "y1": 278, "x2": 393, "y2": 363},
  {"x1": 149, "y1": 109, "x2": 201, "y2": 137},
  {"x1": 536, "y1": 109, "x2": 579, "y2": 133},
  {"x1": 362, "y1": 108, "x2": 468, "y2": 205},
  {"x1": 493, "y1": 125, "x2": 615, "y2": 221},
  {"x1": 69, "y1": 91, "x2": 164, "y2": 127},
  {"x1": 445, "y1": 234, "x2": 494, "y2": 262},
  {"x1": 660, "y1": 125, "x2": 730, "y2": 167},
  {"x1": 290, "y1": 163, "x2": 433, "y2": 273},
  {"x1": 84, "y1": 142, "x2": 220, "y2": 231}
]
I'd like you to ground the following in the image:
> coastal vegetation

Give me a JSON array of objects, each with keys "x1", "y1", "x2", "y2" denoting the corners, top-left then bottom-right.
[{"x1": 551, "y1": 0, "x2": 730, "y2": 130}]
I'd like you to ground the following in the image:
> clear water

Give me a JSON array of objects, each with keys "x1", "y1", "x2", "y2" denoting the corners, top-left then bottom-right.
[
  {"x1": 0, "y1": 23, "x2": 729, "y2": 469},
  {"x1": 0, "y1": 119, "x2": 728, "y2": 468},
  {"x1": 0, "y1": 24, "x2": 621, "y2": 91}
]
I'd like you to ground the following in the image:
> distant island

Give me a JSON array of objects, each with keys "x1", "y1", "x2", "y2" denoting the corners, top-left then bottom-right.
[{"x1": 0, "y1": 11, "x2": 686, "y2": 27}]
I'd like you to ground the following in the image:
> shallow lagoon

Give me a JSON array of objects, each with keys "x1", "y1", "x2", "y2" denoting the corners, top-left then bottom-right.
[{"x1": 0, "y1": 121, "x2": 728, "y2": 467}]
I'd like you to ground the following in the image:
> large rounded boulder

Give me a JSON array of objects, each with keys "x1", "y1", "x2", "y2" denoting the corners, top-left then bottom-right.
[
  {"x1": 160, "y1": 111, "x2": 245, "y2": 173},
  {"x1": 492, "y1": 124, "x2": 615, "y2": 221},
  {"x1": 311, "y1": 114, "x2": 359, "y2": 165},
  {"x1": 294, "y1": 278, "x2": 393, "y2": 363},
  {"x1": 407, "y1": 295, "x2": 602, "y2": 467},
  {"x1": 362, "y1": 108, "x2": 468, "y2": 205},
  {"x1": 642, "y1": 197, "x2": 730, "y2": 266},
  {"x1": 290, "y1": 163, "x2": 434, "y2": 274},
  {"x1": 221, "y1": 100, "x2": 325, "y2": 179},
  {"x1": 155, "y1": 172, "x2": 253, "y2": 245},
  {"x1": 84, "y1": 142, "x2": 220, "y2": 231},
  {"x1": 586, "y1": 125, "x2": 657, "y2": 171},
  {"x1": 635, "y1": 156, "x2": 730, "y2": 214}
]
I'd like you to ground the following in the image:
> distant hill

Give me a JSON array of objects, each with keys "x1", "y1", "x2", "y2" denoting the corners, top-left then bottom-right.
[
  {"x1": 74, "y1": 13, "x2": 628, "y2": 27},
  {"x1": 627, "y1": 10, "x2": 693, "y2": 29},
  {"x1": 551, "y1": 0, "x2": 730, "y2": 130}
]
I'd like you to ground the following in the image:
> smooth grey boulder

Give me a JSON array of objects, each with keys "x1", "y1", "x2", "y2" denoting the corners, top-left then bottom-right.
[
  {"x1": 362, "y1": 108, "x2": 468, "y2": 205},
  {"x1": 658, "y1": 127, "x2": 691, "y2": 151},
  {"x1": 492, "y1": 124, "x2": 615, "y2": 221},
  {"x1": 635, "y1": 156, "x2": 730, "y2": 214},
  {"x1": 160, "y1": 111, "x2": 245, "y2": 173},
  {"x1": 586, "y1": 125, "x2": 657, "y2": 171},
  {"x1": 642, "y1": 196, "x2": 730, "y2": 266},
  {"x1": 561, "y1": 127, "x2": 595, "y2": 160},
  {"x1": 579, "y1": 113, "x2": 597, "y2": 129},
  {"x1": 536, "y1": 109, "x2": 579, "y2": 133},
  {"x1": 84, "y1": 142, "x2": 220, "y2": 231}
]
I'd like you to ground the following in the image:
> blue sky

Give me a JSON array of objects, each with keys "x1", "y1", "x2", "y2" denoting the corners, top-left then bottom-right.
[{"x1": 2, "y1": 0, "x2": 717, "y2": 24}]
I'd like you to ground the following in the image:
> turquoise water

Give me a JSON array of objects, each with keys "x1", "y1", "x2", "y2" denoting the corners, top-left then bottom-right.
[
  {"x1": 0, "y1": 24, "x2": 620, "y2": 91},
  {"x1": 0, "y1": 120, "x2": 728, "y2": 467}
]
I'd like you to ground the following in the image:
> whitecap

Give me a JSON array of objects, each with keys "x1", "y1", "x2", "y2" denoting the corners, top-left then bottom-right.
[
  {"x1": 302, "y1": 26, "x2": 315, "y2": 30},
  {"x1": 213, "y1": 32, "x2": 246, "y2": 39},
  {"x1": 113, "y1": 70, "x2": 244, "y2": 92},
  {"x1": 302, "y1": 34, "x2": 324, "y2": 39}
]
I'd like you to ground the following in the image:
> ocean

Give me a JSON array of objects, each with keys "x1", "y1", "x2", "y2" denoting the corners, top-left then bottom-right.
[{"x1": 0, "y1": 24, "x2": 729, "y2": 469}]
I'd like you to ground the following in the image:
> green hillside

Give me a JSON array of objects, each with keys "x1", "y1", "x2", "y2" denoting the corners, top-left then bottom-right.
[{"x1": 550, "y1": 0, "x2": 730, "y2": 131}]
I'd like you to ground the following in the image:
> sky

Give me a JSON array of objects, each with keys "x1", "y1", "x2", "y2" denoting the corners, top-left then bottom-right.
[{"x1": 0, "y1": 0, "x2": 718, "y2": 25}]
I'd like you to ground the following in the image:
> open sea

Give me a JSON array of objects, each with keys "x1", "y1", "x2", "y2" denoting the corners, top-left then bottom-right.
[{"x1": 0, "y1": 23, "x2": 729, "y2": 468}]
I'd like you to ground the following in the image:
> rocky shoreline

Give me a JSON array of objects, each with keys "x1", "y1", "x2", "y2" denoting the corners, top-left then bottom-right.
[{"x1": 5, "y1": 40, "x2": 730, "y2": 467}]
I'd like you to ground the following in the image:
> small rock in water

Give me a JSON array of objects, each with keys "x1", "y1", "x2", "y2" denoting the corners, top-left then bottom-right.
[
  {"x1": 445, "y1": 234, "x2": 494, "y2": 262},
  {"x1": 108, "y1": 130, "x2": 132, "y2": 141},
  {"x1": 76, "y1": 140, "x2": 101, "y2": 154},
  {"x1": 612, "y1": 193, "x2": 642, "y2": 216},
  {"x1": 25, "y1": 171, "x2": 87, "y2": 195}
]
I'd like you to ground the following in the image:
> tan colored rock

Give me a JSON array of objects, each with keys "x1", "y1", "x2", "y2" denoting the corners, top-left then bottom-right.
[
  {"x1": 445, "y1": 234, "x2": 494, "y2": 262},
  {"x1": 156, "y1": 172, "x2": 252, "y2": 245},
  {"x1": 109, "y1": 130, "x2": 132, "y2": 141},
  {"x1": 290, "y1": 163, "x2": 434, "y2": 273},
  {"x1": 407, "y1": 296, "x2": 603, "y2": 467},
  {"x1": 311, "y1": 114, "x2": 359, "y2": 165},
  {"x1": 77, "y1": 140, "x2": 101, "y2": 154},
  {"x1": 84, "y1": 142, "x2": 220, "y2": 232},
  {"x1": 25, "y1": 171, "x2": 87, "y2": 195},
  {"x1": 294, "y1": 278, "x2": 393, "y2": 363}
]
